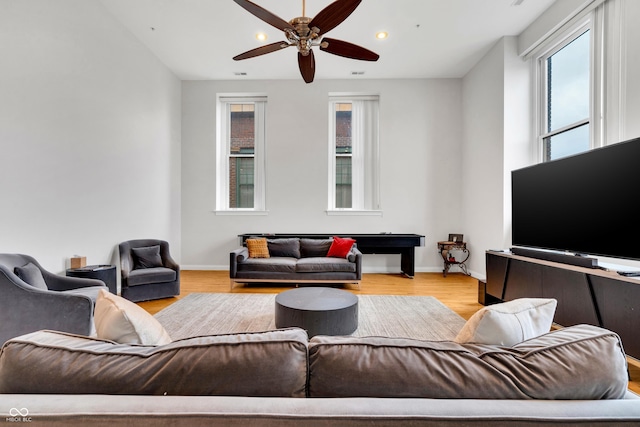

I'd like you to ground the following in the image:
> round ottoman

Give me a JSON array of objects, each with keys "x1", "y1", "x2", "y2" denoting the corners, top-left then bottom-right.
[{"x1": 275, "y1": 287, "x2": 358, "y2": 337}]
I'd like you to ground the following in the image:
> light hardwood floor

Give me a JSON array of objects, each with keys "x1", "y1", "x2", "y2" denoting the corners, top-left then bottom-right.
[{"x1": 138, "y1": 270, "x2": 640, "y2": 394}]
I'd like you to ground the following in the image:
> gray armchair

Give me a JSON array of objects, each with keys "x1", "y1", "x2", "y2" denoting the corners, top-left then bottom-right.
[
  {"x1": 0, "y1": 253, "x2": 108, "y2": 345},
  {"x1": 118, "y1": 239, "x2": 180, "y2": 302}
]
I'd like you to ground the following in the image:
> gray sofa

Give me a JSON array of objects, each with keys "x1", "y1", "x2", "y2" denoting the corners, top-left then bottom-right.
[
  {"x1": 230, "y1": 237, "x2": 362, "y2": 289},
  {"x1": 1, "y1": 325, "x2": 640, "y2": 425}
]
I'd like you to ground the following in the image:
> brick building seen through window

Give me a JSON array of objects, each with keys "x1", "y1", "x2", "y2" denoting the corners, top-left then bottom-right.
[
  {"x1": 229, "y1": 104, "x2": 255, "y2": 208},
  {"x1": 335, "y1": 103, "x2": 352, "y2": 208}
]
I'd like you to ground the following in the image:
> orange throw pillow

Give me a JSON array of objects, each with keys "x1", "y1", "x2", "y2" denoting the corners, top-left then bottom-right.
[
  {"x1": 246, "y1": 238, "x2": 270, "y2": 258},
  {"x1": 327, "y1": 236, "x2": 356, "y2": 258}
]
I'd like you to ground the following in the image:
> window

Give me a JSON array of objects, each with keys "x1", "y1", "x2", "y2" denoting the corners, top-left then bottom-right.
[
  {"x1": 216, "y1": 96, "x2": 266, "y2": 212},
  {"x1": 328, "y1": 95, "x2": 380, "y2": 213},
  {"x1": 536, "y1": 13, "x2": 602, "y2": 162},
  {"x1": 335, "y1": 103, "x2": 353, "y2": 208}
]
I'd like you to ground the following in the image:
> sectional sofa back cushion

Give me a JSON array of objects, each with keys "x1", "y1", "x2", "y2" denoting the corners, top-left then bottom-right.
[
  {"x1": 308, "y1": 324, "x2": 628, "y2": 400},
  {"x1": 0, "y1": 328, "x2": 308, "y2": 397},
  {"x1": 266, "y1": 238, "x2": 301, "y2": 258},
  {"x1": 241, "y1": 238, "x2": 358, "y2": 261},
  {"x1": 300, "y1": 238, "x2": 358, "y2": 262},
  {"x1": 300, "y1": 238, "x2": 333, "y2": 257}
]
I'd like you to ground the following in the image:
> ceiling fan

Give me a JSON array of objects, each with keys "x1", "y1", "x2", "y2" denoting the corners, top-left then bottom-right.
[{"x1": 232, "y1": 0, "x2": 379, "y2": 83}]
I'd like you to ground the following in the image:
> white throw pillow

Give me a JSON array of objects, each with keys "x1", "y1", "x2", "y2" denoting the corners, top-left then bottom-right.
[
  {"x1": 94, "y1": 289, "x2": 172, "y2": 345},
  {"x1": 454, "y1": 298, "x2": 557, "y2": 346}
]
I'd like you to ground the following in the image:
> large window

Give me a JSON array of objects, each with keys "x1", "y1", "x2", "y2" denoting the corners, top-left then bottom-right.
[
  {"x1": 536, "y1": 15, "x2": 601, "y2": 162},
  {"x1": 216, "y1": 96, "x2": 266, "y2": 212},
  {"x1": 328, "y1": 95, "x2": 380, "y2": 213}
]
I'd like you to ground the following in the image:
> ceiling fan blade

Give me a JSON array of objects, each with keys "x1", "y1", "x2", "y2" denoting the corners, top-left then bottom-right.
[
  {"x1": 233, "y1": 0, "x2": 295, "y2": 32},
  {"x1": 309, "y1": 0, "x2": 361, "y2": 36},
  {"x1": 233, "y1": 42, "x2": 290, "y2": 61},
  {"x1": 320, "y1": 38, "x2": 379, "y2": 61},
  {"x1": 298, "y1": 51, "x2": 316, "y2": 83}
]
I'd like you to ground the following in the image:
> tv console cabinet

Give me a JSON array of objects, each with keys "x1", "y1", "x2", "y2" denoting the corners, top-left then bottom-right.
[{"x1": 485, "y1": 250, "x2": 640, "y2": 359}]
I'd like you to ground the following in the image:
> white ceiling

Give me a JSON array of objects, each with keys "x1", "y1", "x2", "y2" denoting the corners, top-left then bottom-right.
[{"x1": 100, "y1": 0, "x2": 556, "y2": 81}]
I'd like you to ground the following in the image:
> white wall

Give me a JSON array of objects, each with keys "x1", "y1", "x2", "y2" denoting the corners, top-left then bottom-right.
[
  {"x1": 518, "y1": 0, "x2": 599, "y2": 57},
  {"x1": 0, "y1": 0, "x2": 181, "y2": 275},
  {"x1": 460, "y1": 36, "x2": 533, "y2": 279},
  {"x1": 181, "y1": 79, "x2": 463, "y2": 272},
  {"x1": 461, "y1": 39, "x2": 508, "y2": 279},
  {"x1": 502, "y1": 37, "x2": 533, "y2": 253}
]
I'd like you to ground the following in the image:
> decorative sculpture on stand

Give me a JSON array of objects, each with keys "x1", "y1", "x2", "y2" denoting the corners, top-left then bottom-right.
[{"x1": 437, "y1": 234, "x2": 470, "y2": 277}]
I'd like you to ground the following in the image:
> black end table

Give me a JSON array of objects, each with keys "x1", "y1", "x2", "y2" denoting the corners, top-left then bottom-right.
[
  {"x1": 66, "y1": 265, "x2": 117, "y2": 294},
  {"x1": 275, "y1": 287, "x2": 358, "y2": 337}
]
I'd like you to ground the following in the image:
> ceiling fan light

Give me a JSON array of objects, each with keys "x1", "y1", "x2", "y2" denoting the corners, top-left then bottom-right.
[
  {"x1": 255, "y1": 32, "x2": 268, "y2": 41},
  {"x1": 376, "y1": 31, "x2": 388, "y2": 40}
]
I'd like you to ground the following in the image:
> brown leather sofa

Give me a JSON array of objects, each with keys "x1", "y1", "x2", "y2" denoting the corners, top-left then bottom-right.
[{"x1": 1, "y1": 325, "x2": 639, "y2": 425}]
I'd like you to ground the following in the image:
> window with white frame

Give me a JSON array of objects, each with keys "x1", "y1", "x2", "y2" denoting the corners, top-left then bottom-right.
[
  {"x1": 216, "y1": 96, "x2": 266, "y2": 212},
  {"x1": 536, "y1": 13, "x2": 602, "y2": 162},
  {"x1": 328, "y1": 95, "x2": 380, "y2": 213}
]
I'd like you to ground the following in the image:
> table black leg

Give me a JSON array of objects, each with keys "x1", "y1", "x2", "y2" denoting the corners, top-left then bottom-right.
[{"x1": 400, "y1": 248, "x2": 415, "y2": 278}]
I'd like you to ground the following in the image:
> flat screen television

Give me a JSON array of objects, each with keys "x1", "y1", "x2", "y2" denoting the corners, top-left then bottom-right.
[{"x1": 511, "y1": 136, "x2": 640, "y2": 261}]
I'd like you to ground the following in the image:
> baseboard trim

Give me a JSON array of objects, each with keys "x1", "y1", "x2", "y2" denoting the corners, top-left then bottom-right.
[
  {"x1": 182, "y1": 265, "x2": 480, "y2": 278},
  {"x1": 182, "y1": 265, "x2": 228, "y2": 271}
]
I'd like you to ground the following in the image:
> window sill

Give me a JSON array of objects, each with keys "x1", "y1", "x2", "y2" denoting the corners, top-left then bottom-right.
[
  {"x1": 215, "y1": 210, "x2": 269, "y2": 216},
  {"x1": 325, "y1": 210, "x2": 383, "y2": 216}
]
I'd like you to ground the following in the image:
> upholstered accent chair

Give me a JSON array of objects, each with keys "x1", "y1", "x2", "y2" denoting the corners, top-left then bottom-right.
[
  {"x1": 118, "y1": 239, "x2": 180, "y2": 302},
  {"x1": 0, "y1": 253, "x2": 108, "y2": 345}
]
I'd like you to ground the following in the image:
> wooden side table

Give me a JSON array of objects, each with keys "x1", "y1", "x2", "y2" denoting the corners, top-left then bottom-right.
[{"x1": 437, "y1": 241, "x2": 470, "y2": 277}]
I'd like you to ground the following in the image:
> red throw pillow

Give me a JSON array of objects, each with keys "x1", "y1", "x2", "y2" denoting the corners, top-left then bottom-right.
[{"x1": 327, "y1": 236, "x2": 356, "y2": 258}]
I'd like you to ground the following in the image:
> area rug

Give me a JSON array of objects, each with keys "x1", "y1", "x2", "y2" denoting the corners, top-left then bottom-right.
[{"x1": 155, "y1": 293, "x2": 467, "y2": 341}]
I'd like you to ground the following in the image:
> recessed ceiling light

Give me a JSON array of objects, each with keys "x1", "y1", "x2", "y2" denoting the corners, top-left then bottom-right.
[
  {"x1": 255, "y1": 33, "x2": 267, "y2": 42},
  {"x1": 376, "y1": 32, "x2": 388, "y2": 40}
]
